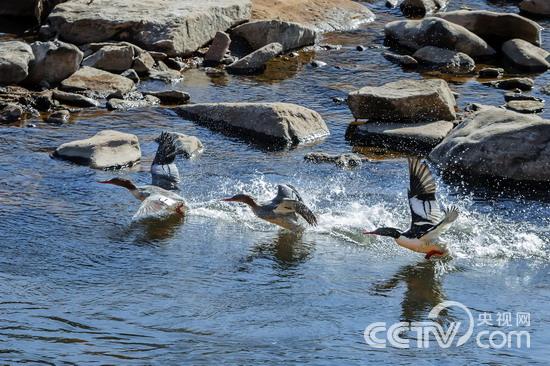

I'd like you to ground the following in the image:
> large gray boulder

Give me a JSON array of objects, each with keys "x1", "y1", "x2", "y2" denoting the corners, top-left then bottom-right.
[
  {"x1": 385, "y1": 17, "x2": 495, "y2": 58},
  {"x1": 0, "y1": 41, "x2": 34, "y2": 85},
  {"x1": 502, "y1": 39, "x2": 549, "y2": 72},
  {"x1": 437, "y1": 10, "x2": 542, "y2": 46},
  {"x1": 347, "y1": 79, "x2": 456, "y2": 122},
  {"x1": 60, "y1": 66, "x2": 134, "y2": 97},
  {"x1": 413, "y1": 46, "x2": 475, "y2": 74},
  {"x1": 400, "y1": 0, "x2": 449, "y2": 17},
  {"x1": 227, "y1": 42, "x2": 283, "y2": 74},
  {"x1": 54, "y1": 130, "x2": 141, "y2": 169},
  {"x1": 430, "y1": 106, "x2": 550, "y2": 183},
  {"x1": 346, "y1": 120, "x2": 454, "y2": 154},
  {"x1": 175, "y1": 102, "x2": 329, "y2": 145},
  {"x1": 27, "y1": 40, "x2": 83, "y2": 85},
  {"x1": 520, "y1": 0, "x2": 550, "y2": 16},
  {"x1": 45, "y1": 0, "x2": 252, "y2": 56},
  {"x1": 231, "y1": 20, "x2": 317, "y2": 52}
]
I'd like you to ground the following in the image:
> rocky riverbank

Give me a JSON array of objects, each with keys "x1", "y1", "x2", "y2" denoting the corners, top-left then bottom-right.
[{"x1": 0, "y1": 0, "x2": 549, "y2": 189}]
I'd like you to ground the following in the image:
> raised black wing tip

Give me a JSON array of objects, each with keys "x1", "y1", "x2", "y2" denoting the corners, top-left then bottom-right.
[{"x1": 408, "y1": 157, "x2": 437, "y2": 197}]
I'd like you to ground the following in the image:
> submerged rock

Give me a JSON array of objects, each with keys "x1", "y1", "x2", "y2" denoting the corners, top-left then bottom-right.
[
  {"x1": 54, "y1": 130, "x2": 141, "y2": 169},
  {"x1": 437, "y1": 10, "x2": 542, "y2": 46},
  {"x1": 60, "y1": 66, "x2": 135, "y2": 97},
  {"x1": 347, "y1": 79, "x2": 456, "y2": 122},
  {"x1": 382, "y1": 52, "x2": 418, "y2": 67},
  {"x1": 231, "y1": 20, "x2": 317, "y2": 52},
  {"x1": 227, "y1": 42, "x2": 283, "y2": 74},
  {"x1": 45, "y1": 0, "x2": 252, "y2": 56},
  {"x1": 0, "y1": 103, "x2": 24, "y2": 122},
  {"x1": 27, "y1": 40, "x2": 83, "y2": 85},
  {"x1": 385, "y1": 17, "x2": 496, "y2": 58},
  {"x1": 430, "y1": 106, "x2": 550, "y2": 183},
  {"x1": 413, "y1": 46, "x2": 475, "y2": 74},
  {"x1": 46, "y1": 109, "x2": 70, "y2": 124},
  {"x1": 490, "y1": 78, "x2": 534, "y2": 91},
  {"x1": 478, "y1": 67, "x2": 504, "y2": 78},
  {"x1": 346, "y1": 120, "x2": 454, "y2": 154},
  {"x1": 155, "y1": 131, "x2": 203, "y2": 158},
  {"x1": 304, "y1": 152, "x2": 364, "y2": 168},
  {"x1": 205, "y1": 31, "x2": 231, "y2": 63},
  {"x1": 506, "y1": 100, "x2": 544, "y2": 114},
  {"x1": 502, "y1": 39, "x2": 549, "y2": 72},
  {"x1": 0, "y1": 41, "x2": 34, "y2": 85},
  {"x1": 175, "y1": 102, "x2": 329, "y2": 146},
  {"x1": 520, "y1": 0, "x2": 550, "y2": 16},
  {"x1": 400, "y1": 0, "x2": 449, "y2": 17},
  {"x1": 143, "y1": 90, "x2": 190, "y2": 104},
  {"x1": 52, "y1": 90, "x2": 100, "y2": 107}
]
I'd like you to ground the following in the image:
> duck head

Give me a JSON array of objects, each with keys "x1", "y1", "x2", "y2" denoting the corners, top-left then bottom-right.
[
  {"x1": 222, "y1": 194, "x2": 258, "y2": 207},
  {"x1": 364, "y1": 227, "x2": 401, "y2": 239},
  {"x1": 98, "y1": 177, "x2": 137, "y2": 191}
]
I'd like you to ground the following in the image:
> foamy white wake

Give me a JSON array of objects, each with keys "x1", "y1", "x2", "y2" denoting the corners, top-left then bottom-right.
[{"x1": 184, "y1": 173, "x2": 549, "y2": 264}]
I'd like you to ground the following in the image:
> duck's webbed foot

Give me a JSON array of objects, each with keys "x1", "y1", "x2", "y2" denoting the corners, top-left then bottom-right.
[{"x1": 425, "y1": 250, "x2": 446, "y2": 260}]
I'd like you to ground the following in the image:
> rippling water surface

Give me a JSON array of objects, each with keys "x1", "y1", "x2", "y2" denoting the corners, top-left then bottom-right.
[{"x1": 1, "y1": 0, "x2": 550, "y2": 364}]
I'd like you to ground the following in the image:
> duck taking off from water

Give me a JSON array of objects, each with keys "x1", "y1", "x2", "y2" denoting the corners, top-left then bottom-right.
[
  {"x1": 99, "y1": 131, "x2": 187, "y2": 220},
  {"x1": 223, "y1": 184, "x2": 318, "y2": 231},
  {"x1": 99, "y1": 178, "x2": 187, "y2": 221},
  {"x1": 365, "y1": 158, "x2": 459, "y2": 259}
]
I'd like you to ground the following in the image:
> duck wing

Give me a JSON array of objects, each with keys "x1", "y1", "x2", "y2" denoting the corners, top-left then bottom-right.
[
  {"x1": 406, "y1": 158, "x2": 444, "y2": 238},
  {"x1": 151, "y1": 131, "x2": 181, "y2": 190},
  {"x1": 132, "y1": 194, "x2": 180, "y2": 221},
  {"x1": 273, "y1": 199, "x2": 318, "y2": 226}
]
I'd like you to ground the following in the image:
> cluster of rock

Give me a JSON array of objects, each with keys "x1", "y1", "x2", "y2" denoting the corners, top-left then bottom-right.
[
  {"x1": 346, "y1": 78, "x2": 457, "y2": 154},
  {"x1": 383, "y1": 10, "x2": 547, "y2": 75}
]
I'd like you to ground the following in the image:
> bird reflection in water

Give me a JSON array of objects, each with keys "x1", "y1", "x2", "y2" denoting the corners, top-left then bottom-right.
[
  {"x1": 244, "y1": 230, "x2": 314, "y2": 269},
  {"x1": 372, "y1": 260, "x2": 449, "y2": 323},
  {"x1": 129, "y1": 214, "x2": 186, "y2": 244}
]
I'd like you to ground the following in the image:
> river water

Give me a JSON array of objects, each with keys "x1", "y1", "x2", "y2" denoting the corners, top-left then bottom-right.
[{"x1": 1, "y1": 0, "x2": 549, "y2": 364}]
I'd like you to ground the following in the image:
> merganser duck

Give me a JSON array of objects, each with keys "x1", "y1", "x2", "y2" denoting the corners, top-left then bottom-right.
[
  {"x1": 365, "y1": 158, "x2": 459, "y2": 259},
  {"x1": 223, "y1": 184, "x2": 317, "y2": 231},
  {"x1": 99, "y1": 177, "x2": 187, "y2": 220},
  {"x1": 99, "y1": 131, "x2": 187, "y2": 220}
]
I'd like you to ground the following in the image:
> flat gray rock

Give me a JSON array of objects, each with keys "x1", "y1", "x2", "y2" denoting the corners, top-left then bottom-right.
[
  {"x1": 430, "y1": 106, "x2": 550, "y2": 183},
  {"x1": 175, "y1": 102, "x2": 329, "y2": 146},
  {"x1": 506, "y1": 100, "x2": 544, "y2": 114},
  {"x1": 385, "y1": 17, "x2": 496, "y2": 58},
  {"x1": 232, "y1": 20, "x2": 317, "y2": 52},
  {"x1": 54, "y1": 130, "x2": 141, "y2": 169},
  {"x1": 0, "y1": 41, "x2": 34, "y2": 85},
  {"x1": 346, "y1": 120, "x2": 454, "y2": 153},
  {"x1": 347, "y1": 79, "x2": 456, "y2": 122},
  {"x1": 60, "y1": 66, "x2": 135, "y2": 97},
  {"x1": 45, "y1": 0, "x2": 251, "y2": 56},
  {"x1": 490, "y1": 78, "x2": 534, "y2": 91},
  {"x1": 437, "y1": 10, "x2": 542, "y2": 46},
  {"x1": 52, "y1": 90, "x2": 100, "y2": 107}
]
